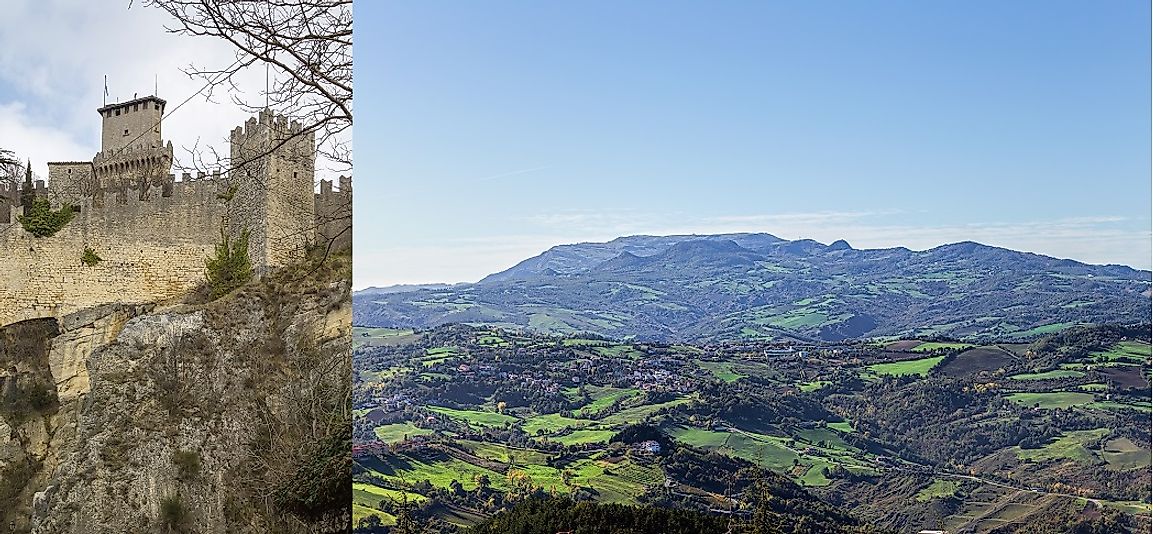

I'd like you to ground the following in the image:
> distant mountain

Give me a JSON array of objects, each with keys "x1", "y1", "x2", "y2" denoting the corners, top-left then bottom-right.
[
  {"x1": 355, "y1": 283, "x2": 461, "y2": 295},
  {"x1": 353, "y1": 233, "x2": 1152, "y2": 342}
]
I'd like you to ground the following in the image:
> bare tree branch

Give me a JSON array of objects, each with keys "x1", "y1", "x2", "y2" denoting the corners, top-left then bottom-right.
[{"x1": 137, "y1": 0, "x2": 353, "y2": 259}]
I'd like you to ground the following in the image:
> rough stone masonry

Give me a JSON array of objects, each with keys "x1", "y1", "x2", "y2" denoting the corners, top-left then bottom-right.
[{"x1": 0, "y1": 95, "x2": 352, "y2": 327}]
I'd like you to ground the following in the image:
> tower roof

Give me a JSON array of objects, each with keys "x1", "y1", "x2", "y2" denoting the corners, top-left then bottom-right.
[{"x1": 97, "y1": 95, "x2": 167, "y2": 114}]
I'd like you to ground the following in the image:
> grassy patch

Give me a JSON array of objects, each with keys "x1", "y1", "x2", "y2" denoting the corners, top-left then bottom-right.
[
  {"x1": 562, "y1": 338, "x2": 609, "y2": 347},
  {"x1": 916, "y1": 479, "x2": 959, "y2": 502},
  {"x1": 1102, "y1": 437, "x2": 1152, "y2": 471},
  {"x1": 668, "y1": 426, "x2": 799, "y2": 473},
  {"x1": 428, "y1": 406, "x2": 518, "y2": 428},
  {"x1": 912, "y1": 342, "x2": 973, "y2": 352},
  {"x1": 1008, "y1": 369, "x2": 1086, "y2": 381},
  {"x1": 373, "y1": 422, "x2": 435, "y2": 443},
  {"x1": 353, "y1": 327, "x2": 417, "y2": 348},
  {"x1": 521, "y1": 413, "x2": 592, "y2": 435},
  {"x1": 365, "y1": 455, "x2": 508, "y2": 492},
  {"x1": 1090, "y1": 341, "x2": 1151, "y2": 363},
  {"x1": 867, "y1": 355, "x2": 946, "y2": 377},
  {"x1": 827, "y1": 421, "x2": 854, "y2": 433},
  {"x1": 695, "y1": 360, "x2": 746, "y2": 382},
  {"x1": 1007, "y1": 392, "x2": 1094, "y2": 410},
  {"x1": 601, "y1": 397, "x2": 692, "y2": 426},
  {"x1": 354, "y1": 483, "x2": 427, "y2": 504},
  {"x1": 571, "y1": 387, "x2": 642, "y2": 416},
  {"x1": 551, "y1": 430, "x2": 616, "y2": 445},
  {"x1": 1009, "y1": 323, "x2": 1075, "y2": 338},
  {"x1": 352, "y1": 503, "x2": 396, "y2": 526},
  {"x1": 795, "y1": 428, "x2": 851, "y2": 451},
  {"x1": 1016, "y1": 429, "x2": 1108, "y2": 464},
  {"x1": 1085, "y1": 401, "x2": 1152, "y2": 413},
  {"x1": 460, "y1": 441, "x2": 553, "y2": 465},
  {"x1": 798, "y1": 380, "x2": 830, "y2": 392}
]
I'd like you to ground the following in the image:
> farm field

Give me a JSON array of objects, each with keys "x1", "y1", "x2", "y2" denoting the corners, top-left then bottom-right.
[
  {"x1": 427, "y1": 406, "x2": 518, "y2": 427},
  {"x1": 939, "y1": 346, "x2": 1017, "y2": 376},
  {"x1": 1014, "y1": 429, "x2": 1109, "y2": 464},
  {"x1": 865, "y1": 355, "x2": 946, "y2": 377},
  {"x1": 916, "y1": 479, "x2": 959, "y2": 502},
  {"x1": 1009, "y1": 369, "x2": 1086, "y2": 380},
  {"x1": 912, "y1": 342, "x2": 973, "y2": 352},
  {"x1": 1006, "y1": 392, "x2": 1095, "y2": 409},
  {"x1": 353, "y1": 323, "x2": 1153, "y2": 532},
  {"x1": 373, "y1": 422, "x2": 435, "y2": 443},
  {"x1": 695, "y1": 360, "x2": 746, "y2": 382}
]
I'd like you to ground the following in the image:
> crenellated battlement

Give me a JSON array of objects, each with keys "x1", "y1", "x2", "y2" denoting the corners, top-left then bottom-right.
[
  {"x1": 0, "y1": 172, "x2": 226, "y2": 226},
  {"x1": 0, "y1": 94, "x2": 348, "y2": 328},
  {"x1": 315, "y1": 175, "x2": 353, "y2": 252},
  {"x1": 229, "y1": 109, "x2": 315, "y2": 162}
]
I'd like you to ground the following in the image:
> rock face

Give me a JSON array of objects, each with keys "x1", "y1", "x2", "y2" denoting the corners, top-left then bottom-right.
[
  {"x1": 1, "y1": 259, "x2": 351, "y2": 534},
  {"x1": 0, "y1": 304, "x2": 147, "y2": 533}
]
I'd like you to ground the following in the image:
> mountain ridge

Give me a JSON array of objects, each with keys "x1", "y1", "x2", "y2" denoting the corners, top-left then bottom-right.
[{"x1": 355, "y1": 233, "x2": 1151, "y2": 342}]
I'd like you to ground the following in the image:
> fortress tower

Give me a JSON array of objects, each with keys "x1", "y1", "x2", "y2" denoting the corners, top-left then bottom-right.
[
  {"x1": 48, "y1": 96, "x2": 174, "y2": 205},
  {"x1": 228, "y1": 110, "x2": 317, "y2": 270},
  {"x1": 98, "y1": 96, "x2": 166, "y2": 152}
]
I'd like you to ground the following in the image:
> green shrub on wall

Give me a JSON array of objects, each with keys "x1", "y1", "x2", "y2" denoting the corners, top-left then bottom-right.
[
  {"x1": 81, "y1": 247, "x2": 103, "y2": 266},
  {"x1": 205, "y1": 228, "x2": 253, "y2": 299},
  {"x1": 17, "y1": 198, "x2": 74, "y2": 237}
]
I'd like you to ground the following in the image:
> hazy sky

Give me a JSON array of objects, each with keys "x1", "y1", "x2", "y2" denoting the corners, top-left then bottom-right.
[
  {"x1": 356, "y1": 1, "x2": 1151, "y2": 288},
  {"x1": 0, "y1": 1, "x2": 343, "y2": 180}
]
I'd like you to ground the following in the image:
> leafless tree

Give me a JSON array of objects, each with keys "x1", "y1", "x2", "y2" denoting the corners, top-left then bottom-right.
[
  {"x1": 0, "y1": 148, "x2": 22, "y2": 194},
  {"x1": 138, "y1": 0, "x2": 352, "y2": 171},
  {"x1": 134, "y1": 0, "x2": 353, "y2": 258}
]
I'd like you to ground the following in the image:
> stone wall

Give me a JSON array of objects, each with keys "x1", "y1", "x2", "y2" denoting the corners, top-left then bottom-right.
[
  {"x1": 0, "y1": 179, "x2": 225, "y2": 327},
  {"x1": 46, "y1": 162, "x2": 96, "y2": 205}
]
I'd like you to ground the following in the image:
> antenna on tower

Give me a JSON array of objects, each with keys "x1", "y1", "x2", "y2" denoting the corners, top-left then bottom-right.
[
  {"x1": 103, "y1": 75, "x2": 109, "y2": 106},
  {"x1": 154, "y1": 74, "x2": 158, "y2": 96},
  {"x1": 265, "y1": 62, "x2": 270, "y2": 111}
]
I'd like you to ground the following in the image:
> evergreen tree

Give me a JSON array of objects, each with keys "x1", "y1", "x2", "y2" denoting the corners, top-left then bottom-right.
[{"x1": 204, "y1": 228, "x2": 254, "y2": 298}]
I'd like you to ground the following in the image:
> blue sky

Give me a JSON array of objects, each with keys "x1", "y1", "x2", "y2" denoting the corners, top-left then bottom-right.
[{"x1": 354, "y1": 1, "x2": 1151, "y2": 287}]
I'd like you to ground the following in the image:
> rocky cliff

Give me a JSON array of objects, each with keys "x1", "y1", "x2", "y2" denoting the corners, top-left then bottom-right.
[{"x1": 0, "y1": 255, "x2": 352, "y2": 533}]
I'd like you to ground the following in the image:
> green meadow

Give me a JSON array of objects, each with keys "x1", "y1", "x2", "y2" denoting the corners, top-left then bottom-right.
[
  {"x1": 867, "y1": 355, "x2": 946, "y2": 377},
  {"x1": 1009, "y1": 369, "x2": 1086, "y2": 381},
  {"x1": 428, "y1": 406, "x2": 518, "y2": 427},
  {"x1": 695, "y1": 360, "x2": 746, "y2": 382},
  {"x1": 373, "y1": 422, "x2": 435, "y2": 443},
  {"x1": 1007, "y1": 392, "x2": 1094, "y2": 410}
]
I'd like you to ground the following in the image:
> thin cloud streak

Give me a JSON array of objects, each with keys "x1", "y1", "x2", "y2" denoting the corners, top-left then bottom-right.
[{"x1": 475, "y1": 166, "x2": 549, "y2": 182}]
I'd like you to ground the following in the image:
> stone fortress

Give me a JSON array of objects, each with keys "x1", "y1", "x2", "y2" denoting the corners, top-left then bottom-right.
[{"x1": 0, "y1": 95, "x2": 352, "y2": 327}]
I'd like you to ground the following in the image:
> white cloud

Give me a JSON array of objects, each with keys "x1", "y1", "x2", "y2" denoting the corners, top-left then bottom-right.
[
  {"x1": 0, "y1": 102, "x2": 93, "y2": 176},
  {"x1": 0, "y1": 1, "x2": 341, "y2": 180}
]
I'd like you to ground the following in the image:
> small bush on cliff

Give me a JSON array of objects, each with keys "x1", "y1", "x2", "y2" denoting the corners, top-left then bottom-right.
[
  {"x1": 159, "y1": 494, "x2": 189, "y2": 531},
  {"x1": 17, "y1": 198, "x2": 74, "y2": 238},
  {"x1": 0, "y1": 378, "x2": 57, "y2": 424},
  {"x1": 0, "y1": 459, "x2": 37, "y2": 506},
  {"x1": 271, "y1": 423, "x2": 352, "y2": 520},
  {"x1": 81, "y1": 247, "x2": 102, "y2": 266},
  {"x1": 172, "y1": 450, "x2": 201, "y2": 481},
  {"x1": 205, "y1": 228, "x2": 253, "y2": 299}
]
